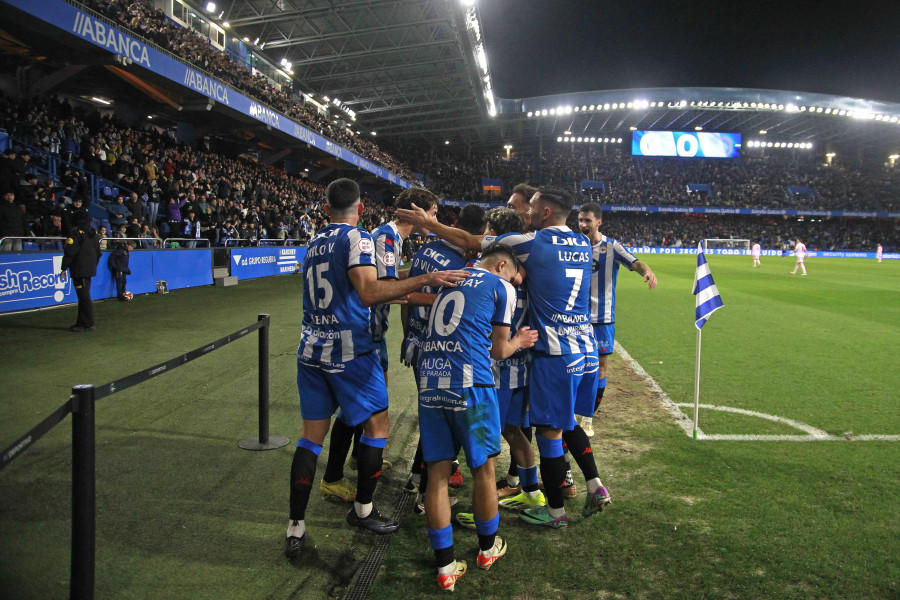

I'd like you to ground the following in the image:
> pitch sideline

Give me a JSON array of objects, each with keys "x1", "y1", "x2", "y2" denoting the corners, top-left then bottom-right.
[{"x1": 614, "y1": 341, "x2": 900, "y2": 442}]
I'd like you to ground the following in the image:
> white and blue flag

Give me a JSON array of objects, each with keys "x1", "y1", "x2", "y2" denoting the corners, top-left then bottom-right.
[{"x1": 692, "y1": 242, "x2": 724, "y2": 329}]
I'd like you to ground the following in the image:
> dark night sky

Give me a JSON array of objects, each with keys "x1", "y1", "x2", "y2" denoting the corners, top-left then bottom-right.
[{"x1": 478, "y1": 0, "x2": 900, "y2": 103}]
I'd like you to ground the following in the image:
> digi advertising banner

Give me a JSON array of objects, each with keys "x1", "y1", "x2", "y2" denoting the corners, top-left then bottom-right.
[
  {"x1": 0, "y1": 250, "x2": 213, "y2": 314},
  {"x1": 4, "y1": 0, "x2": 411, "y2": 189},
  {"x1": 230, "y1": 247, "x2": 308, "y2": 280}
]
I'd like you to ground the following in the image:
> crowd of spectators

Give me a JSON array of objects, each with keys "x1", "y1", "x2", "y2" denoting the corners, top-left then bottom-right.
[
  {"x1": 81, "y1": 0, "x2": 417, "y2": 182},
  {"x1": 0, "y1": 93, "x2": 395, "y2": 247},
  {"x1": 402, "y1": 145, "x2": 899, "y2": 214},
  {"x1": 591, "y1": 212, "x2": 897, "y2": 252}
]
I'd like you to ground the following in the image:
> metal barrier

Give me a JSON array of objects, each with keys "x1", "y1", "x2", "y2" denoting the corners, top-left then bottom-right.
[
  {"x1": 163, "y1": 238, "x2": 211, "y2": 248},
  {"x1": 0, "y1": 314, "x2": 287, "y2": 600},
  {"x1": 0, "y1": 236, "x2": 66, "y2": 251}
]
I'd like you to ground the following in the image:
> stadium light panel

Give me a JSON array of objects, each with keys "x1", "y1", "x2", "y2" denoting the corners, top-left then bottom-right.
[
  {"x1": 541, "y1": 109, "x2": 548, "y2": 116},
  {"x1": 889, "y1": 154, "x2": 899, "y2": 159},
  {"x1": 573, "y1": 107, "x2": 579, "y2": 112},
  {"x1": 527, "y1": 111, "x2": 533, "y2": 117},
  {"x1": 461, "y1": 0, "x2": 476, "y2": 6},
  {"x1": 564, "y1": 130, "x2": 572, "y2": 135},
  {"x1": 590, "y1": 137, "x2": 596, "y2": 142},
  {"x1": 603, "y1": 137, "x2": 609, "y2": 143},
  {"x1": 445, "y1": 140, "x2": 450, "y2": 144},
  {"x1": 612, "y1": 103, "x2": 618, "y2": 109},
  {"x1": 253, "y1": 37, "x2": 259, "y2": 45},
  {"x1": 629, "y1": 126, "x2": 637, "y2": 131},
  {"x1": 891, "y1": 116, "x2": 898, "y2": 122},
  {"x1": 91, "y1": 96, "x2": 111, "y2": 105},
  {"x1": 603, "y1": 104, "x2": 610, "y2": 110},
  {"x1": 371, "y1": 132, "x2": 377, "y2": 136},
  {"x1": 582, "y1": 105, "x2": 588, "y2": 111},
  {"x1": 549, "y1": 108, "x2": 556, "y2": 115},
  {"x1": 577, "y1": 137, "x2": 583, "y2": 142},
  {"x1": 695, "y1": 126, "x2": 703, "y2": 131},
  {"x1": 759, "y1": 130, "x2": 767, "y2": 134},
  {"x1": 242, "y1": 37, "x2": 249, "y2": 42},
  {"x1": 650, "y1": 102, "x2": 656, "y2": 107},
  {"x1": 766, "y1": 142, "x2": 773, "y2": 147},
  {"x1": 206, "y1": 2, "x2": 216, "y2": 11},
  {"x1": 617, "y1": 138, "x2": 623, "y2": 143},
  {"x1": 589, "y1": 105, "x2": 596, "y2": 110},
  {"x1": 627, "y1": 102, "x2": 634, "y2": 108},
  {"x1": 558, "y1": 137, "x2": 563, "y2": 142},
  {"x1": 222, "y1": 21, "x2": 229, "y2": 27}
]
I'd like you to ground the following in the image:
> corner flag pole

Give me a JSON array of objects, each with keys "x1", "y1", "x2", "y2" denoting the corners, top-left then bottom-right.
[
  {"x1": 692, "y1": 241, "x2": 724, "y2": 440},
  {"x1": 693, "y1": 325, "x2": 702, "y2": 439}
]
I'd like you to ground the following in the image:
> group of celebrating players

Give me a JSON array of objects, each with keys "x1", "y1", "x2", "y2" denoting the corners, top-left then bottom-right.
[{"x1": 285, "y1": 178, "x2": 657, "y2": 591}]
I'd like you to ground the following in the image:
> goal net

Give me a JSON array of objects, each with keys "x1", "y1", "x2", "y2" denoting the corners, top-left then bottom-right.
[{"x1": 704, "y1": 238, "x2": 751, "y2": 250}]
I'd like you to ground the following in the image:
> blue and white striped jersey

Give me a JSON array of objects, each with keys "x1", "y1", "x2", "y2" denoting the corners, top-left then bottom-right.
[
  {"x1": 485, "y1": 226, "x2": 594, "y2": 356},
  {"x1": 491, "y1": 284, "x2": 530, "y2": 389},
  {"x1": 298, "y1": 223, "x2": 376, "y2": 365},
  {"x1": 417, "y1": 267, "x2": 516, "y2": 389},
  {"x1": 589, "y1": 235, "x2": 638, "y2": 324},
  {"x1": 369, "y1": 221, "x2": 403, "y2": 342},
  {"x1": 401, "y1": 239, "x2": 468, "y2": 367}
]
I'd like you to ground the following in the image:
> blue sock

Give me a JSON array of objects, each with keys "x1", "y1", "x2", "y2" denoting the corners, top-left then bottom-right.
[
  {"x1": 519, "y1": 465, "x2": 539, "y2": 491},
  {"x1": 427, "y1": 525, "x2": 454, "y2": 550},
  {"x1": 536, "y1": 435, "x2": 564, "y2": 458},
  {"x1": 474, "y1": 514, "x2": 499, "y2": 552}
]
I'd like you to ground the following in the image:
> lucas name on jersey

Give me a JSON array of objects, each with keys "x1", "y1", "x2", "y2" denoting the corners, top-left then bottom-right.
[{"x1": 551, "y1": 234, "x2": 591, "y2": 263}]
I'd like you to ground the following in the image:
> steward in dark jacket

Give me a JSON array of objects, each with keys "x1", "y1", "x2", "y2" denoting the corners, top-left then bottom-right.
[{"x1": 61, "y1": 216, "x2": 102, "y2": 331}]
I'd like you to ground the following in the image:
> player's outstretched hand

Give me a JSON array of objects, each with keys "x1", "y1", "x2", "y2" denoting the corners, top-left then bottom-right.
[
  {"x1": 645, "y1": 271, "x2": 658, "y2": 290},
  {"x1": 426, "y1": 269, "x2": 469, "y2": 287},
  {"x1": 514, "y1": 326, "x2": 539, "y2": 350},
  {"x1": 395, "y1": 204, "x2": 436, "y2": 228}
]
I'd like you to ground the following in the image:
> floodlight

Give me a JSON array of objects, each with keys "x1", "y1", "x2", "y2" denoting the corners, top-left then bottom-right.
[
  {"x1": 371, "y1": 132, "x2": 377, "y2": 136},
  {"x1": 549, "y1": 108, "x2": 556, "y2": 115},
  {"x1": 759, "y1": 130, "x2": 767, "y2": 135},
  {"x1": 695, "y1": 126, "x2": 702, "y2": 131},
  {"x1": 889, "y1": 154, "x2": 899, "y2": 159},
  {"x1": 603, "y1": 138, "x2": 609, "y2": 143},
  {"x1": 461, "y1": 0, "x2": 476, "y2": 6},
  {"x1": 650, "y1": 102, "x2": 656, "y2": 107},
  {"x1": 629, "y1": 126, "x2": 637, "y2": 131},
  {"x1": 445, "y1": 140, "x2": 450, "y2": 145},
  {"x1": 573, "y1": 107, "x2": 579, "y2": 112},
  {"x1": 627, "y1": 102, "x2": 634, "y2": 108},
  {"x1": 577, "y1": 137, "x2": 583, "y2": 142},
  {"x1": 564, "y1": 130, "x2": 572, "y2": 135},
  {"x1": 527, "y1": 111, "x2": 533, "y2": 117},
  {"x1": 253, "y1": 37, "x2": 259, "y2": 45},
  {"x1": 612, "y1": 103, "x2": 618, "y2": 109},
  {"x1": 603, "y1": 104, "x2": 609, "y2": 110},
  {"x1": 557, "y1": 137, "x2": 563, "y2": 142},
  {"x1": 590, "y1": 137, "x2": 596, "y2": 142},
  {"x1": 206, "y1": 2, "x2": 216, "y2": 12},
  {"x1": 541, "y1": 109, "x2": 548, "y2": 116},
  {"x1": 826, "y1": 152, "x2": 836, "y2": 157}
]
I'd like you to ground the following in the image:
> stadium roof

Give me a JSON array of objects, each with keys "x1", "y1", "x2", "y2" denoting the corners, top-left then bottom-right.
[{"x1": 218, "y1": 0, "x2": 900, "y2": 156}]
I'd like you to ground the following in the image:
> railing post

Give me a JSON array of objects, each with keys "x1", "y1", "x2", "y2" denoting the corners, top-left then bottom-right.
[
  {"x1": 258, "y1": 313, "x2": 270, "y2": 444},
  {"x1": 71, "y1": 384, "x2": 96, "y2": 600},
  {"x1": 238, "y1": 314, "x2": 289, "y2": 450}
]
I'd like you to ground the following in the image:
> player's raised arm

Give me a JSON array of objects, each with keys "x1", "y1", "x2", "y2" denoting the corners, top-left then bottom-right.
[
  {"x1": 631, "y1": 260, "x2": 658, "y2": 290},
  {"x1": 395, "y1": 204, "x2": 485, "y2": 251},
  {"x1": 349, "y1": 265, "x2": 468, "y2": 307}
]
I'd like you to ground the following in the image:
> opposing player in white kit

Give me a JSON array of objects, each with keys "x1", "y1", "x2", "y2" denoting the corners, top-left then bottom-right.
[
  {"x1": 791, "y1": 240, "x2": 808, "y2": 275},
  {"x1": 752, "y1": 242, "x2": 762, "y2": 267},
  {"x1": 576, "y1": 204, "x2": 657, "y2": 436},
  {"x1": 876, "y1": 243, "x2": 883, "y2": 263}
]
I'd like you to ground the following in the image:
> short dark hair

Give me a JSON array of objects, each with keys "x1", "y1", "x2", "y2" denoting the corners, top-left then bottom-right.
[
  {"x1": 326, "y1": 178, "x2": 360, "y2": 212},
  {"x1": 457, "y1": 204, "x2": 486, "y2": 235},
  {"x1": 512, "y1": 183, "x2": 538, "y2": 200},
  {"x1": 486, "y1": 207, "x2": 523, "y2": 236},
  {"x1": 579, "y1": 203, "x2": 603, "y2": 219},
  {"x1": 480, "y1": 242, "x2": 521, "y2": 273},
  {"x1": 395, "y1": 187, "x2": 438, "y2": 212},
  {"x1": 537, "y1": 186, "x2": 575, "y2": 213}
]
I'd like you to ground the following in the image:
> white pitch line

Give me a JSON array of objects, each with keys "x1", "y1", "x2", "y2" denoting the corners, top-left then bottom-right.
[{"x1": 615, "y1": 342, "x2": 899, "y2": 442}]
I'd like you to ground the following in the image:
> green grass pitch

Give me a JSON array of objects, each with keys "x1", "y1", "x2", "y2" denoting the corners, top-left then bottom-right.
[{"x1": 1, "y1": 256, "x2": 897, "y2": 599}]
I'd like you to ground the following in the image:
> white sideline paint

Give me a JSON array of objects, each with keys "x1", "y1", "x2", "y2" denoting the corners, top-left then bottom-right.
[{"x1": 615, "y1": 342, "x2": 900, "y2": 442}]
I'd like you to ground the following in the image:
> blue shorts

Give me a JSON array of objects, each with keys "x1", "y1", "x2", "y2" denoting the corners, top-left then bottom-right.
[
  {"x1": 418, "y1": 387, "x2": 501, "y2": 469},
  {"x1": 374, "y1": 338, "x2": 389, "y2": 373},
  {"x1": 575, "y1": 348, "x2": 600, "y2": 417},
  {"x1": 297, "y1": 352, "x2": 389, "y2": 427},
  {"x1": 528, "y1": 353, "x2": 584, "y2": 430},
  {"x1": 594, "y1": 323, "x2": 615, "y2": 355},
  {"x1": 497, "y1": 386, "x2": 530, "y2": 428}
]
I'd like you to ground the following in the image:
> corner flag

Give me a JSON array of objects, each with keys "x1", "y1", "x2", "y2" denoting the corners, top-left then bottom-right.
[
  {"x1": 692, "y1": 243, "x2": 724, "y2": 329},
  {"x1": 691, "y1": 241, "x2": 724, "y2": 439}
]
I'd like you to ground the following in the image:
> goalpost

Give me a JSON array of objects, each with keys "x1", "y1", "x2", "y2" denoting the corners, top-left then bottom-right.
[{"x1": 703, "y1": 238, "x2": 751, "y2": 251}]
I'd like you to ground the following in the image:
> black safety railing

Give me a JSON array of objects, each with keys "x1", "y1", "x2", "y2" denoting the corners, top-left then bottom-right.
[{"x1": 0, "y1": 314, "x2": 288, "y2": 600}]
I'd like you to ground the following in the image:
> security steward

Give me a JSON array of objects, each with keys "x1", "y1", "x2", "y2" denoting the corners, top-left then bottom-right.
[{"x1": 61, "y1": 214, "x2": 102, "y2": 332}]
